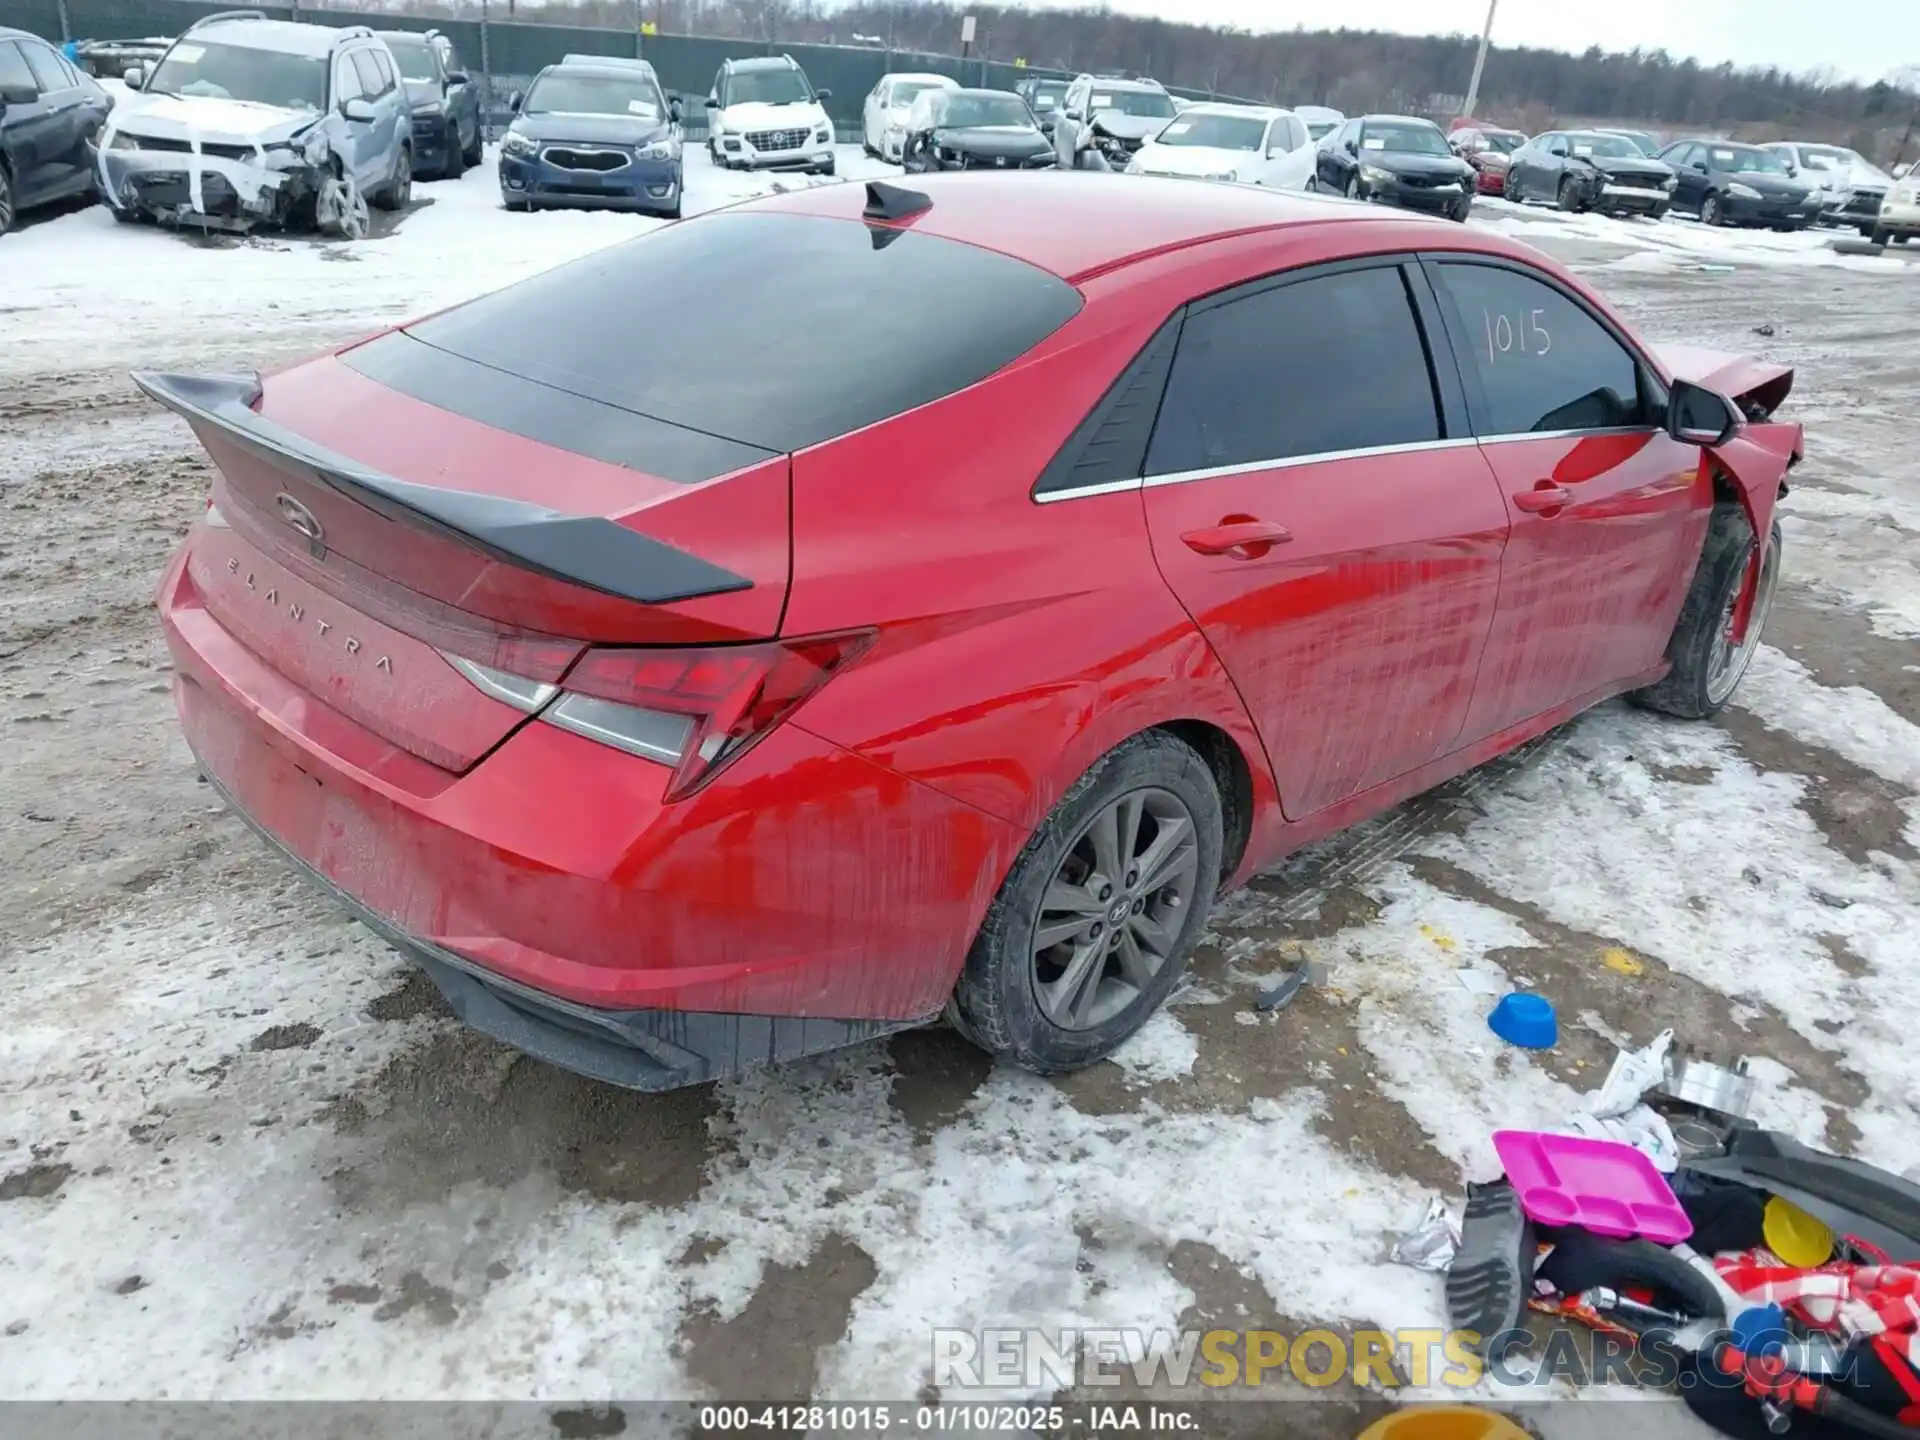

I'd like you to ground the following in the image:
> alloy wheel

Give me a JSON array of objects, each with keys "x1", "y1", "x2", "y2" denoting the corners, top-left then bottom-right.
[
  {"x1": 0, "y1": 167, "x2": 13, "y2": 236},
  {"x1": 1029, "y1": 786, "x2": 1200, "y2": 1031},
  {"x1": 1705, "y1": 534, "x2": 1781, "y2": 704}
]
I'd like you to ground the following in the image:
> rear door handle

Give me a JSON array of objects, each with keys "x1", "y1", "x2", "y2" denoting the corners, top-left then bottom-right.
[
  {"x1": 1512, "y1": 482, "x2": 1572, "y2": 514},
  {"x1": 1181, "y1": 519, "x2": 1294, "y2": 557}
]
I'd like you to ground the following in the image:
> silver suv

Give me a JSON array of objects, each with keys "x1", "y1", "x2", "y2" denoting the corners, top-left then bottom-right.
[
  {"x1": 99, "y1": 10, "x2": 412, "y2": 237},
  {"x1": 1053, "y1": 73, "x2": 1177, "y2": 170}
]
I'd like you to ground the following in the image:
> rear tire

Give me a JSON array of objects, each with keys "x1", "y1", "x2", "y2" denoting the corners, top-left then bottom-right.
[
  {"x1": 442, "y1": 125, "x2": 465, "y2": 180},
  {"x1": 950, "y1": 730, "x2": 1223, "y2": 1075},
  {"x1": 463, "y1": 123, "x2": 483, "y2": 168},
  {"x1": 372, "y1": 146, "x2": 412, "y2": 211},
  {"x1": 1630, "y1": 503, "x2": 1782, "y2": 721},
  {"x1": 0, "y1": 163, "x2": 14, "y2": 238},
  {"x1": 1450, "y1": 197, "x2": 1472, "y2": 222}
]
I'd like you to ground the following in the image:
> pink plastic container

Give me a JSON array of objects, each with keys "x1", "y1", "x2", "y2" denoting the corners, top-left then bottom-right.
[{"x1": 1492, "y1": 1130, "x2": 1693, "y2": 1243}]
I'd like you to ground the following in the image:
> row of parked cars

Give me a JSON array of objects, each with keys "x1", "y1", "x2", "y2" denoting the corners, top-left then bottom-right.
[
  {"x1": 1453, "y1": 120, "x2": 1918, "y2": 240},
  {"x1": 0, "y1": 11, "x2": 485, "y2": 239}
]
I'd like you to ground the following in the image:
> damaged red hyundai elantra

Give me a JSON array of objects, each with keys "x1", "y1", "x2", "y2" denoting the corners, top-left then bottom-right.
[{"x1": 147, "y1": 174, "x2": 1801, "y2": 1091}]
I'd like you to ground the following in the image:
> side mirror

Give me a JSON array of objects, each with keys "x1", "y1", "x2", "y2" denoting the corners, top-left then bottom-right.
[
  {"x1": 669, "y1": 98, "x2": 682, "y2": 122},
  {"x1": 341, "y1": 97, "x2": 377, "y2": 123},
  {"x1": 1267, "y1": 145, "x2": 1285, "y2": 160},
  {"x1": 122, "y1": 63, "x2": 145, "y2": 91},
  {"x1": 1344, "y1": 140, "x2": 1358, "y2": 155},
  {"x1": 0, "y1": 83, "x2": 35, "y2": 107},
  {"x1": 445, "y1": 69, "x2": 469, "y2": 87},
  {"x1": 1692, "y1": 159, "x2": 1708, "y2": 172},
  {"x1": 1668, "y1": 380, "x2": 1741, "y2": 448},
  {"x1": 508, "y1": 90, "x2": 522, "y2": 112},
  {"x1": 703, "y1": 94, "x2": 718, "y2": 108},
  {"x1": 815, "y1": 87, "x2": 832, "y2": 100}
]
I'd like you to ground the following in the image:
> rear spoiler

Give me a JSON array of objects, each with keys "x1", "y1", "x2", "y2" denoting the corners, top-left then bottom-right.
[{"x1": 131, "y1": 370, "x2": 750, "y2": 606}]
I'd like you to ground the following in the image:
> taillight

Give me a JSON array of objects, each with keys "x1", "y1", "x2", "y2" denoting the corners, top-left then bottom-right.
[{"x1": 450, "y1": 632, "x2": 875, "y2": 800}]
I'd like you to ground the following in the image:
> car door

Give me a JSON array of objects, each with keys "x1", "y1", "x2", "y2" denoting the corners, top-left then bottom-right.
[
  {"x1": 0, "y1": 39, "x2": 63, "y2": 207},
  {"x1": 1423, "y1": 256, "x2": 1709, "y2": 741},
  {"x1": 1054, "y1": 77, "x2": 1086, "y2": 165},
  {"x1": 17, "y1": 38, "x2": 95, "y2": 198},
  {"x1": 1140, "y1": 258, "x2": 1511, "y2": 820},
  {"x1": 1667, "y1": 143, "x2": 1707, "y2": 211},
  {"x1": 864, "y1": 79, "x2": 886, "y2": 150},
  {"x1": 349, "y1": 47, "x2": 398, "y2": 190},
  {"x1": 1259, "y1": 114, "x2": 1313, "y2": 189}
]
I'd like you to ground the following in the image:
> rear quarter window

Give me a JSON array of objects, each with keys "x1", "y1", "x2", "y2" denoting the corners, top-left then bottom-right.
[{"x1": 397, "y1": 212, "x2": 1084, "y2": 457}]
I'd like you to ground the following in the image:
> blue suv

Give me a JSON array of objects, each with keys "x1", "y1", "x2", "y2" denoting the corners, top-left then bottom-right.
[{"x1": 499, "y1": 55, "x2": 683, "y2": 217}]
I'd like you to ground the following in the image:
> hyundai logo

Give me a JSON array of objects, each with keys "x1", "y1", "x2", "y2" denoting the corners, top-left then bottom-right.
[{"x1": 275, "y1": 492, "x2": 324, "y2": 546}]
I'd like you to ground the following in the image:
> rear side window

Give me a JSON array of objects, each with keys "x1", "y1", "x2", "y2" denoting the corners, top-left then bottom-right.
[
  {"x1": 21, "y1": 40, "x2": 70, "y2": 92},
  {"x1": 394, "y1": 212, "x2": 1083, "y2": 458},
  {"x1": 1145, "y1": 265, "x2": 1441, "y2": 475},
  {"x1": 1432, "y1": 262, "x2": 1647, "y2": 435}
]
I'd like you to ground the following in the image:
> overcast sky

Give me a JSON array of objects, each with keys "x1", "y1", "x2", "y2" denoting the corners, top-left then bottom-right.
[{"x1": 1086, "y1": 0, "x2": 1920, "y2": 84}]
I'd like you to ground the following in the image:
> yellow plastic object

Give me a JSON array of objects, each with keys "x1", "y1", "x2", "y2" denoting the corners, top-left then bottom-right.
[
  {"x1": 1765, "y1": 1195, "x2": 1836, "y2": 1267},
  {"x1": 1356, "y1": 1405, "x2": 1531, "y2": 1440}
]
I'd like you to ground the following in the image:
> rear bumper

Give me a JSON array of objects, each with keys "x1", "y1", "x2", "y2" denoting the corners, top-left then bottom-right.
[
  {"x1": 200, "y1": 764, "x2": 917, "y2": 1091},
  {"x1": 157, "y1": 532, "x2": 1017, "y2": 1043}
]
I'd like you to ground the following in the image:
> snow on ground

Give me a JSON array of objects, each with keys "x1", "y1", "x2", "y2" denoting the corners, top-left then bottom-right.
[
  {"x1": 3, "y1": 144, "x2": 1920, "y2": 1430},
  {"x1": 1470, "y1": 194, "x2": 1908, "y2": 272},
  {"x1": 0, "y1": 145, "x2": 899, "y2": 375}
]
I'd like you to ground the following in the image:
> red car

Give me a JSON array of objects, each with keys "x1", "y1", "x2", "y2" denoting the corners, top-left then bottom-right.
[
  {"x1": 145, "y1": 175, "x2": 1801, "y2": 1091},
  {"x1": 1453, "y1": 126, "x2": 1529, "y2": 193}
]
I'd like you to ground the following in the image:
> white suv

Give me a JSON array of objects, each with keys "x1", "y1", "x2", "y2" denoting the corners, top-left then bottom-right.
[{"x1": 704, "y1": 54, "x2": 834, "y2": 175}]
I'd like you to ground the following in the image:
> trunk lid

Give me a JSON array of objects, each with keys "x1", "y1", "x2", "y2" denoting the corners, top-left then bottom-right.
[{"x1": 140, "y1": 350, "x2": 789, "y2": 773}]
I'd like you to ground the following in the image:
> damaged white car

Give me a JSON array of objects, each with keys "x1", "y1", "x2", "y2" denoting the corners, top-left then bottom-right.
[{"x1": 97, "y1": 10, "x2": 412, "y2": 238}]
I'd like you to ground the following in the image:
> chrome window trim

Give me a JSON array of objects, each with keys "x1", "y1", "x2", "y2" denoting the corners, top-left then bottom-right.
[
  {"x1": 1477, "y1": 424, "x2": 1659, "y2": 446},
  {"x1": 1032, "y1": 426, "x2": 1666, "y2": 504}
]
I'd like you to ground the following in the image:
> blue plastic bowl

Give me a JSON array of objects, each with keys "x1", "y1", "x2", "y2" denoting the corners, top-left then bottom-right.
[{"x1": 1487, "y1": 992, "x2": 1558, "y2": 1049}]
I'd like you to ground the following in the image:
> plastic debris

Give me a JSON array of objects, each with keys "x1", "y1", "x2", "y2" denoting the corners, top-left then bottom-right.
[
  {"x1": 1586, "y1": 1029, "x2": 1672, "y2": 1118},
  {"x1": 1255, "y1": 961, "x2": 1325, "y2": 1012},
  {"x1": 1571, "y1": 1027, "x2": 1680, "y2": 1171},
  {"x1": 1600, "y1": 947, "x2": 1645, "y2": 977},
  {"x1": 1487, "y1": 992, "x2": 1557, "y2": 1048},
  {"x1": 1391, "y1": 1193, "x2": 1461, "y2": 1272}
]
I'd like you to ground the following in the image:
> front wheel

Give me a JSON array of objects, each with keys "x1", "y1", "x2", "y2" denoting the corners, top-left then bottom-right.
[
  {"x1": 0, "y1": 163, "x2": 14, "y2": 237},
  {"x1": 1556, "y1": 174, "x2": 1582, "y2": 212},
  {"x1": 949, "y1": 730, "x2": 1223, "y2": 1074},
  {"x1": 1450, "y1": 198, "x2": 1472, "y2": 222},
  {"x1": 1344, "y1": 173, "x2": 1361, "y2": 200},
  {"x1": 1630, "y1": 504, "x2": 1782, "y2": 720},
  {"x1": 1702, "y1": 192, "x2": 1727, "y2": 226}
]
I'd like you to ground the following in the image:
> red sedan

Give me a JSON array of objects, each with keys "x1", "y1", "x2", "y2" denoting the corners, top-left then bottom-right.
[
  {"x1": 1454, "y1": 126, "x2": 1529, "y2": 193},
  {"x1": 145, "y1": 174, "x2": 1801, "y2": 1090}
]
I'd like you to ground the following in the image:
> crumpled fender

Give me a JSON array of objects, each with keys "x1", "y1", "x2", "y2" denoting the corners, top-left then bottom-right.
[
  {"x1": 1656, "y1": 343, "x2": 1803, "y2": 644},
  {"x1": 1707, "y1": 422, "x2": 1801, "y2": 642}
]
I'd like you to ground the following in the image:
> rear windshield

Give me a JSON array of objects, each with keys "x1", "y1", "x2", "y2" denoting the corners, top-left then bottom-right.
[{"x1": 394, "y1": 212, "x2": 1083, "y2": 461}]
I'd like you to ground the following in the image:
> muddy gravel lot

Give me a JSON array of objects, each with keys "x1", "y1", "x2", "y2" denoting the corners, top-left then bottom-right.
[{"x1": 2, "y1": 165, "x2": 1918, "y2": 1434}]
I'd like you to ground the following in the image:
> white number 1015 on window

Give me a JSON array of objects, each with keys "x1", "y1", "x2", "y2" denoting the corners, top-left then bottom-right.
[{"x1": 1484, "y1": 308, "x2": 1552, "y2": 361}]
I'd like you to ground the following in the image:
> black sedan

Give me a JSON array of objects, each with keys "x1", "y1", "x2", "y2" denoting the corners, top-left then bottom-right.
[
  {"x1": 1503, "y1": 129, "x2": 1676, "y2": 216},
  {"x1": 1312, "y1": 114, "x2": 1474, "y2": 221},
  {"x1": 1655, "y1": 138, "x2": 1824, "y2": 230},
  {"x1": 0, "y1": 25, "x2": 112, "y2": 237},
  {"x1": 901, "y1": 88, "x2": 1054, "y2": 172}
]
